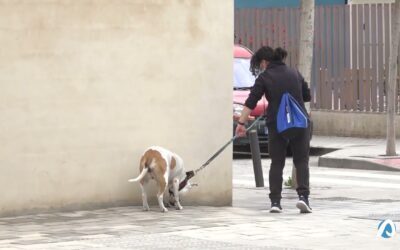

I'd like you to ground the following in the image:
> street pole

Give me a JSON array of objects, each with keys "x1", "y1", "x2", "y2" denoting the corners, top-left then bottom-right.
[
  {"x1": 386, "y1": 0, "x2": 400, "y2": 156},
  {"x1": 294, "y1": 0, "x2": 315, "y2": 188},
  {"x1": 248, "y1": 130, "x2": 264, "y2": 187}
]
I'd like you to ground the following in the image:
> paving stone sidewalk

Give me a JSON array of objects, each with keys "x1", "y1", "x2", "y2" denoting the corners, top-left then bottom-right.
[{"x1": 1, "y1": 155, "x2": 400, "y2": 249}]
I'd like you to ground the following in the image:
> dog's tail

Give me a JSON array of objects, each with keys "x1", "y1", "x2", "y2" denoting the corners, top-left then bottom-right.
[
  {"x1": 128, "y1": 168, "x2": 148, "y2": 182},
  {"x1": 128, "y1": 157, "x2": 152, "y2": 183}
]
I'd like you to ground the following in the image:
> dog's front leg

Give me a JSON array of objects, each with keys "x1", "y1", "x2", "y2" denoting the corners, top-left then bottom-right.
[
  {"x1": 173, "y1": 178, "x2": 183, "y2": 210},
  {"x1": 164, "y1": 186, "x2": 175, "y2": 208}
]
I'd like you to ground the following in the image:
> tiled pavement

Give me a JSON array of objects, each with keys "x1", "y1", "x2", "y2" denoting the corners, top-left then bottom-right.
[{"x1": 1, "y1": 156, "x2": 400, "y2": 249}]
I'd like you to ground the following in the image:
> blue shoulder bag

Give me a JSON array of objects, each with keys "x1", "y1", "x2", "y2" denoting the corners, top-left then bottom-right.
[{"x1": 277, "y1": 92, "x2": 308, "y2": 139}]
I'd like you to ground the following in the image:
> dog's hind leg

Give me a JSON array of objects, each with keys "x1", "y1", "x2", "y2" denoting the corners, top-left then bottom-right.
[
  {"x1": 156, "y1": 175, "x2": 168, "y2": 213},
  {"x1": 173, "y1": 178, "x2": 183, "y2": 210},
  {"x1": 140, "y1": 179, "x2": 150, "y2": 211}
]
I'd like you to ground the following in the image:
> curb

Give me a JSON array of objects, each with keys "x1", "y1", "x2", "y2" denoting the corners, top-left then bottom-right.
[
  {"x1": 318, "y1": 156, "x2": 400, "y2": 172},
  {"x1": 309, "y1": 147, "x2": 337, "y2": 156}
]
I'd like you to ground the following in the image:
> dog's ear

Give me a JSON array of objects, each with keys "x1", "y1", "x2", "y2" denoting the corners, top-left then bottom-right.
[
  {"x1": 178, "y1": 171, "x2": 195, "y2": 191},
  {"x1": 186, "y1": 171, "x2": 195, "y2": 179}
]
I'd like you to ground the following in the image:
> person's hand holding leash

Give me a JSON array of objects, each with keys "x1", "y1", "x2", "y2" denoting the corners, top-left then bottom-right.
[
  {"x1": 235, "y1": 106, "x2": 253, "y2": 137},
  {"x1": 235, "y1": 123, "x2": 247, "y2": 137}
]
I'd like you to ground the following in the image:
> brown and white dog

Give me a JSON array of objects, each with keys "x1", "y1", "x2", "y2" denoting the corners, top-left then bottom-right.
[{"x1": 128, "y1": 146, "x2": 191, "y2": 212}]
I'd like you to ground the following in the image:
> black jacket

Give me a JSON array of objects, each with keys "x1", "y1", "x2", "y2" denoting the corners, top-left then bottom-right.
[{"x1": 244, "y1": 61, "x2": 311, "y2": 124}]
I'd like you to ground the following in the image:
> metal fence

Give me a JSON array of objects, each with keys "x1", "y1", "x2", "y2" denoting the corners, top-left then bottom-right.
[{"x1": 234, "y1": 4, "x2": 400, "y2": 113}]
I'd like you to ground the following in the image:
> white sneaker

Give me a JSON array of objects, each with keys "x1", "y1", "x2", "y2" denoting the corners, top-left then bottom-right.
[{"x1": 296, "y1": 196, "x2": 312, "y2": 213}]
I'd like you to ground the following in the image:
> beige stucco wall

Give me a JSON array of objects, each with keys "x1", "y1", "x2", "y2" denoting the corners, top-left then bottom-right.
[{"x1": 0, "y1": 0, "x2": 233, "y2": 216}]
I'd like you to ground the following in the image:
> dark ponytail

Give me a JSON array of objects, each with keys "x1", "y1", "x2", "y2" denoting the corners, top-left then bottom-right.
[{"x1": 272, "y1": 47, "x2": 287, "y2": 62}]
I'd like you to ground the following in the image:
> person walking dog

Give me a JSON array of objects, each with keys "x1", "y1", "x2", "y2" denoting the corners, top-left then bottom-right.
[{"x1": 235, "y1": 46, "x2": 312, "y2": 213}]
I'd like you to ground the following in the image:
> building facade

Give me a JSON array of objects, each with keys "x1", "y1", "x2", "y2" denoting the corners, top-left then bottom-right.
[{"x1": 0, "y1": 0, "x2": 233, "y2": 216}]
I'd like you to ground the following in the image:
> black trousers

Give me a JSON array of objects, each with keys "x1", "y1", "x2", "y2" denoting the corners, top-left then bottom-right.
[{"x1": 267, "y1": 124, "x2": 310, "y2": 202}]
